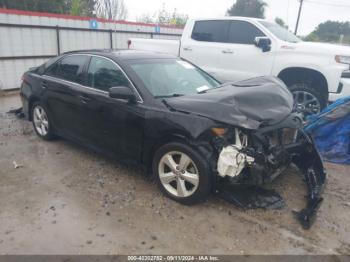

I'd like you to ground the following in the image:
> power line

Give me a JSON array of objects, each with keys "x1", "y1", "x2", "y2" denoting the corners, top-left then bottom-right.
[
  {"x1": 305, "y1": 0, "x2": 350, "y2": 8},
  {"x1": 294, "y1": 0, "x2": 350, "y2": 35}
]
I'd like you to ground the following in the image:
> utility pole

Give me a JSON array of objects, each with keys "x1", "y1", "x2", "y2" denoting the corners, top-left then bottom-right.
[{"x1": 295, "y1": 0, "x2": 304, "y2": 35}]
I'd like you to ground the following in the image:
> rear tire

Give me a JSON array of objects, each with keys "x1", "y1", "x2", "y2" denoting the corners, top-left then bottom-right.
[
  {"x1": 31, "y1": 102, "x2": 54, "y2": 140},
  {"x1": 152, "y1": 142, "x2": 212, "y2": 205}
]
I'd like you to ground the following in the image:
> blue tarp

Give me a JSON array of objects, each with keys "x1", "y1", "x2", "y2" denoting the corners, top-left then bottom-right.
[{"x1": 304, "y1": 96, "x2": 350, "y2": 164}]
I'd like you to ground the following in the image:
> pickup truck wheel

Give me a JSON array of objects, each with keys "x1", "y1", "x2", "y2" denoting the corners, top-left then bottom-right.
[
  {"x1": 289, "y1": 83, "x2": 326, "y2": 116},
  {"x1": 153, "y1": 142, "x2": 212, "y2": 205}
]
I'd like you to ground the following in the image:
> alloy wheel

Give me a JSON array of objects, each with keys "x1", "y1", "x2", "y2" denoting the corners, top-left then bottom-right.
[
  {"x1": 158, "y1": 151, "x2": 199, "y2": 198},
  {"x1": 292, "y1": 90, "x2": 321, "y2": 116},
  {"x1": 33, "y1": 106, "x2": 49, "y2": 136}
]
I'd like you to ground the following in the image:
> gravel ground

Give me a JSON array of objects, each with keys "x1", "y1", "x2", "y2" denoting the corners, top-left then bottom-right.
[{"x1": 0, "y1": 94, "x2": 349, "y2": 255}]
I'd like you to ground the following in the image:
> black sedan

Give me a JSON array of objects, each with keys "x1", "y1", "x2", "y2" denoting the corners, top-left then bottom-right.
[{"x1": 21, "y1": 50, "x2": 325, "y2": 228}]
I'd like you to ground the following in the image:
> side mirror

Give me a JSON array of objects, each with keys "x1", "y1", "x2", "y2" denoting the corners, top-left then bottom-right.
[
  {"x1": 254, "y1": 37, "x2": 271, "y2": 52},
  {"x1": 29, "y1": 66, "x2": 38, "y2": 71},
  {"x1": 109, "y1": 86, "x2": 136, "y2": 102}
]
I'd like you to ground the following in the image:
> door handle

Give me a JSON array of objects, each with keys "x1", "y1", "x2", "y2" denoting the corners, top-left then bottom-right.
[
  {"x1": 183, "y1": 46, "x2": 192, "y2": 51},
  {"x1": 222, "y1": 49, "x2": 234, "y2": 54},
  {"x1": 79, "y1": 95, "x2": 91, "y2": 104},
  {"x1": 41, "y1": 80, "x2": 48, "y2": 89}
]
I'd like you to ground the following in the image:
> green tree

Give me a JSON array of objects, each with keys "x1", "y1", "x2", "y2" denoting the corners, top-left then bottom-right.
[
  {"x1": 226, "y1": 0, "x2": 267, "y2": 19},
  {"x1": 275, "y1": 17, "x2": 288, "y2": 29},
  {"x1": 0, "y1": 0, "x2": 96, "y2": 16},
  {"x1": 69, "y1": 0, "x2": 96, "y2": 16},
  {"x1": 137, "y1": 13, "x2": 154, "y2": 24},
  {"x1": 80, "y1": 0, "x2": 97, "y2": 16},
  {"x1": 303, "y1": 32, "x2": 319, "y2": 42},
  {"x1": 0, "y1": 0, "x2": 69, "y2": 14},
  {"x1": 137, "y1": 4, "x2": 188, "y2": 26},
  {"x1": 70, "y1": 0, "x2": 83, "y2": 16},
  {"x1": 305, "y1": 21, "x2": 350, "y2": 44},
  {"x1": 169, "y1": 9, "x2": 188, "y2": 26}
]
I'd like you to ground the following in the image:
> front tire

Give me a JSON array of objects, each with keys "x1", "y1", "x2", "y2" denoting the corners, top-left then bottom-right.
[
  {"x1": 153, "y1": 142, "x2": 212, "y2": 205},
  {"x1": 31, "y1": 102, "x2": 54, "y2": 140},
  {"x1": 289, "y1": 83, "x2": 327, "y2": 116}
]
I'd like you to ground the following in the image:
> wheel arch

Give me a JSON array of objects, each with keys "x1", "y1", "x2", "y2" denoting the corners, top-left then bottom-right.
[
  {"x1": 143, "y1": 133, "x2": 190, "y2": 174},
  {"x1": 277, "y1": 67, "x2": 329, "y2": 101},
  {"x1": 143, "y1": 132, "x2": 214, "y2": 175},
  {"x1": 28, "y1": 96, "x2": 41, "y2": 121}
]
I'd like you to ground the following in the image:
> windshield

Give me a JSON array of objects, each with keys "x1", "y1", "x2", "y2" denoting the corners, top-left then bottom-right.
[
  {"x1": 128, "y1": 59, "x2": 220, "y2": 98},
  {"x1": 259, "y1": 21, "x2": 301, "y2": 43}
]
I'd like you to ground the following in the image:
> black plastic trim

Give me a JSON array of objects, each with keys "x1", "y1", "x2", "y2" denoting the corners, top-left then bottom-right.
[{"x1": 0, "y1": 55, "x2": 56, "y2": 61}]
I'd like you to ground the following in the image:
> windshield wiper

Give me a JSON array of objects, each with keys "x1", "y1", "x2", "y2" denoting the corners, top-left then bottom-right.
[{"x1": 155, "y1": 93, "x2": 184, "y2": 98}]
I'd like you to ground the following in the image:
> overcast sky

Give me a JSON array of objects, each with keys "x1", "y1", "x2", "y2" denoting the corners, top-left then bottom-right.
[{"x1": 125, "y1": 0, "x2": 350, "y2": 35}]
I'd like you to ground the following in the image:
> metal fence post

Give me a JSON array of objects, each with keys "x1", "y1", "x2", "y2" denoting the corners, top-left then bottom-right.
[
  {"x1": 109, "y1": 29, "x2": 113, "y2": 49},
  {"x1": 0, "y1": 22, "x2": 181, "y2": 60},
  {"x1": 56, "y1": 25, "x2": 61, "y2": 55},
  {"x1": 0, "y1": 21, "x2": 182, "y2": 90}
]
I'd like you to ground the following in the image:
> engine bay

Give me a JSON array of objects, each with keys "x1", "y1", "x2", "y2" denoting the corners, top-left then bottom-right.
[{"x1": 212, "y1": 113, "x2": 326, "y2": 229}]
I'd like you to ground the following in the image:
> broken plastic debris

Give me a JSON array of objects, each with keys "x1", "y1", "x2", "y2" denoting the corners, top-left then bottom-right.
[
  {"x1": 216, "y1": 185, "x2": 285, "y2": 210},
  {"x1": 217, "y1": 146, "x2": 254, "y2": 177},
  {"x1": 196, "y1": 85, "x2": 210, "y2": 93},
  {"x1": 7, "y1": 107, "x2": 25, "y2": 118},
  {"x1": 13, "y1": 161, "x2": 23, "y2": 169},
  {"x1": 293, "y1": 197, "x2": 323, "y2": 230}
]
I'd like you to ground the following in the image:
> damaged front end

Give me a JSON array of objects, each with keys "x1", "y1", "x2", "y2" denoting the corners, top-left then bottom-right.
[
  {"x1": 213, "y1": 113, "x2": 326, "y2": 229},
  {"x1": 163, "y1": 76, "x2": 326, "y2": 229}
]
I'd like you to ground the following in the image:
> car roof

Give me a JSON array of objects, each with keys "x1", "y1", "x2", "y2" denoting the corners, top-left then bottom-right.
[
  {"x1": 191, "y1": 17, "x2": 268, "y2": 23},
  {"x1": 63, "y1": 49, "x2": 177, "y2": 61}
]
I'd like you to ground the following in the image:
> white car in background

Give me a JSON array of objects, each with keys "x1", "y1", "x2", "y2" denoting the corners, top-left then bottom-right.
[{"x1": 129, "y1": 17, "x2": 350, "y2": 116}]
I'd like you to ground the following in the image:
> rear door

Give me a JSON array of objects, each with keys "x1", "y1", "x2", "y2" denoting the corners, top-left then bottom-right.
[
  {"x1": 42, "y1": 55, "x2": 90, "y2": 140},
  {"x1": 180, "y1": 20, "x2": 229, "y2": 80},
  {"x1": 218, "y1": 20, "x2": 275, "y2": 82}
]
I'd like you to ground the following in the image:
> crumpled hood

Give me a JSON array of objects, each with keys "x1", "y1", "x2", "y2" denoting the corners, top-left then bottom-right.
[{"x1": 164, "y1": 76, "x2": 294, "y2": 129}]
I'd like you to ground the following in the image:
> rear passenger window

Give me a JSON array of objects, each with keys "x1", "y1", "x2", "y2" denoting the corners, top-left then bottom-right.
[
  {"x1": 45, "y1": 55, "x2": 88, "y2": 84},
  {"x1": 87, "y1": 57, "x2": 131, "y2": 92},
  {"x1": 228, "y1": 21, "x2": 265, "y2": 44},
  {"x1": 191, "y1": 20, "x2": 229, "y2": 42},
  {"x1": 58, "y1": 55, "x2": 88, "y2": 83},
  {"x1": 45, "y1": 62, "x2": 60, "y2": 77}
]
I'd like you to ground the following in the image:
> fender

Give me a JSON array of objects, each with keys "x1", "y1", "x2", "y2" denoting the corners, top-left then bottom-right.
[{"x1": 273, "y1": 60, "x2": 343, "y2": 94}]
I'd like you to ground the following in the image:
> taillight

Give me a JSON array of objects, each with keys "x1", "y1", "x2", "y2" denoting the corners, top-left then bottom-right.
[{"x1": 127, "y1": 40, "x2": 131, "y2": 49}]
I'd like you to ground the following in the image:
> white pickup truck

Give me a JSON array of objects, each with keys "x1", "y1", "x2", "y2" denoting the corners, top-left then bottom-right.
[{"x1": 129, "y1": 17, "x2": 350, "y2": 114}]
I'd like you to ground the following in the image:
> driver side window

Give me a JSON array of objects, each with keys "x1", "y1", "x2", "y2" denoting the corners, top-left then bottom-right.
[
  {"x1": 87, "y1": 57, "x2": 131, "y2": 92},
  {"x1": 228, "y1": 21, "x2": 265, "y2": 45}
]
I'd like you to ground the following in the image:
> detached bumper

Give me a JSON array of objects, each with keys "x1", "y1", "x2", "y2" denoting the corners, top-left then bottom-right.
[{"x1": 288, "y1": 131, "x2": 326, "y2": 229}]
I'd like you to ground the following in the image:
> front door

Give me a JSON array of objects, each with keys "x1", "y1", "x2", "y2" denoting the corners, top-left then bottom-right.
[
  {"x1": 218, "y1": 20, "x2": 275, "y2": 82},
  {"x1": 80, "y1": 56, "x2": 144, "y2": 160},
  {"x1": 180, "y1": 20, "x2": 229, "y2": 80}
]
